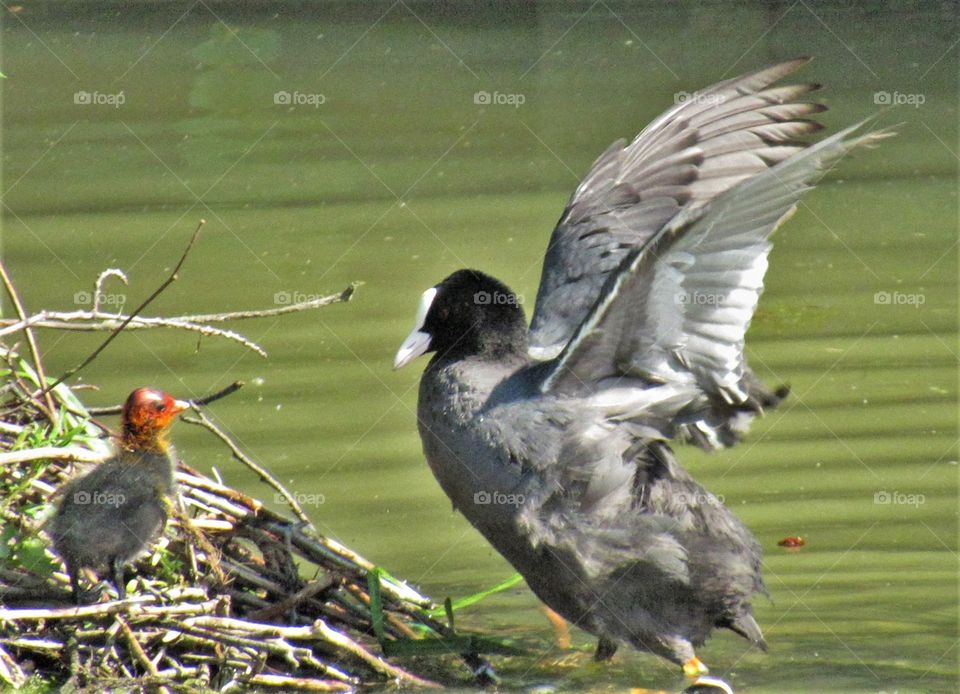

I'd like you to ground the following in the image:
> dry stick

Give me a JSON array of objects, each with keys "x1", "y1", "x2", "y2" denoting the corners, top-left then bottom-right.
[
  {"x1": 0, "y1": 445, "x2": 106, "y2": 466},
  {"x1": 181, "y1": 409, "x2": 316, "y2": 531},
  {"x1": 0, "y1": 343, "x2": 55, "y2": 423},
  {"x1": 245, "y1": 674, "x2": 352, "y2": 692},
  {"x1": 116, "y1": 616, "x2": 173, "y2": 694},
  {"x1": 0, "y1": 260, "x2": 57, "y2": 424},
  {"x1": 0, "y1": 643, "x2": 27, "y2": 688},
  {"x1": 44, "y1": 219, "x2": 206, "y2": 395},
  {"x1": 88, "y1": 380, "x2": 245, "y2": 416},
  {"x1": 246, "y1": 575, "x2": 337, "y2": 622},
  {"x1": 181, "y1": 616, "x2": 439, "y2": 688},
  {"x1": 0, "y1": 596, "x2": 217, "y2": 621},
  {"x1": 0, "y1": 287, "x2": 356, "y2": 355},
  {"x1": 170, "y1": 504, "x2": 228, "y2": 587},
  {"x1": 5, "y1": 315, "x2": 268, "y2": 356}
]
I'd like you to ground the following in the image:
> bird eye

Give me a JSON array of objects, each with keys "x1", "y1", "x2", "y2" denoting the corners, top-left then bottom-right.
[{"x1": 153, "y1": 401, "x2": 166, "y2": 412}]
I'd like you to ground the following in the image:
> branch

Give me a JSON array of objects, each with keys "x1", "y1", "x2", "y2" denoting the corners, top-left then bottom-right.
[
  {"x1": 0, "y1": 260, "x2": 57, "y2": 423},
  {"x1": 45, "y1": 219, "x2": 206, "y2": 393},
  {"x1": 181, "y1": 409, "x2": 316, "y2": 531},
  {"x1": 0, "y1": 445, "x2": 106, "y2": 467},
  {"x1": 0, "y1": 593, "x2": 216, "y2": 621},
  {"x1": 88, "y1": 380, "x2": 245, "y2": 416},
  {"x1": 0, "y1": 286, "x2": 354, "y2": 357}
]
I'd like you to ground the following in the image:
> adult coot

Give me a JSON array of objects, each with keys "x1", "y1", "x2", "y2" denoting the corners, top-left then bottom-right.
[
  {"x1": 394, "y1": 58, "x2": 888, "y2": 689},
  {"x1": 50, "y1": 387, "x2": 188, "y2": 603}
]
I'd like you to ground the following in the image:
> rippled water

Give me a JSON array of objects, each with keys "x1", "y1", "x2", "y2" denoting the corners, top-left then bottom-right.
[{"x1": 2, "y1": 3, "x2": 957, "y2": 692}]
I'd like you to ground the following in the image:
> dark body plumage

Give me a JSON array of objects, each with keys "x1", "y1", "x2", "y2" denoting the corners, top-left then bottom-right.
[
  {"x1": 51, "y1": 448, "x2": 175, "y2": 601},
  {"x1": 395, "y1": 59, "x2": 889, "y2": 677},
  {"x1": 49, "y1": 388, "x2": 186, "y2": 603},
  {"x1": 414, "y1": 272, "x2": 764, "y2": 667}
]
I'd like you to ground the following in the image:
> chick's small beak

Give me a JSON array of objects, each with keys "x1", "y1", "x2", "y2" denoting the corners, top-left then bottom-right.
[
  {"x1": 172, "y1": 399, "x2": 191, "y2": 414},
  {"x1": 394, "y1": 330, "x2": 431, "y2": 370}
]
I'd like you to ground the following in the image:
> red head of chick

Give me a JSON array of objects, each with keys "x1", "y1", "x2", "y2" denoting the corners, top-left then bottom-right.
[{"x1": 50, "y1": 388, "x2": 189, "y2": 604}]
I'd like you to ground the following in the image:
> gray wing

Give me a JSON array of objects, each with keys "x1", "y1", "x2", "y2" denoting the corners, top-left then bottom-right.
[
  {"x1": 541, "y1": 121, "x2": 892, "y2": 404},
  {"x1": 529, "y1": 57, "x2": 825, "y2": 360}
]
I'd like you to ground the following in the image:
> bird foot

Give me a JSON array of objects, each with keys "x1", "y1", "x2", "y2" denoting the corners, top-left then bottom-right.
[
  {"x1": 680, "y1": 675, "x2": 733, "y2": 693},
  {"x1": 682, "y1": 656, "x2": 709, "y2": 678}
]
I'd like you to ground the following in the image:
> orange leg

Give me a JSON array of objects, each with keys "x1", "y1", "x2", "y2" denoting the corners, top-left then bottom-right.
[
  {"x1": 682, "y1": 656, "x2": 709, "y2": 678},
  {"x1": 542, "y1": 606, "x2": 571, "y2": 649}
]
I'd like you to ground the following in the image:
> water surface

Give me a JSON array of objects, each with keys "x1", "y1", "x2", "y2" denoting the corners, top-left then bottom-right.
[{"x1": 2, "y1": 3, "x2": 957, "y2": 692}]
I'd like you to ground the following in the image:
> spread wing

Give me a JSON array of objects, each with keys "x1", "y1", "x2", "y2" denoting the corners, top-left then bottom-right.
[
  {"x1": 528, "y1": 57, "x2": 825, "y2": 360},
  {"x1": 540, "y1": 121, "x2": 892, "y2": 403}
]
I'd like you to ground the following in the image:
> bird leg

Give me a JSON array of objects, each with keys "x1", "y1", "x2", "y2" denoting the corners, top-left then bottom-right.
[
  {"x1": 594, "y1": 636, "x2": 619, "y2": 661},
  {"x1": 110, "y1": 557, "x2": 127, "y2": 600},
  {"x1": 68, "y1": 566, "x2": 84, "y2": 606}
]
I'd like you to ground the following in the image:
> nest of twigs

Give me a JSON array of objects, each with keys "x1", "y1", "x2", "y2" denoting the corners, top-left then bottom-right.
[{"x1": 0, "y1": 225, "x2": 503, "y2": 692}]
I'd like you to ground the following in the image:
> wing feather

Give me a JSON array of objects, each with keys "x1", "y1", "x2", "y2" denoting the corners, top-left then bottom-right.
[
  {"x1": 529, "y1": 58, "x2": 824, "y2": 358},
  {"x1": 541, "y1": 121, "x2": 893, "y2": 404}
]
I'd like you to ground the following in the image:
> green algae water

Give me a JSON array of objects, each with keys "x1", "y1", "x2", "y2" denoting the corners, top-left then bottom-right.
[{"x1": 2, "y1": 3, "x2": 956, "y2": 692}]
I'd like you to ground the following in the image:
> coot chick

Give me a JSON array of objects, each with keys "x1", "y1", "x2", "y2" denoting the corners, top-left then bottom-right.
[
  {"x1": 394, "y1": 59, "x2": 889, "y2": 686},
  {"x1": 50, "y1": 388, "x2": 188, "y2": 603}
]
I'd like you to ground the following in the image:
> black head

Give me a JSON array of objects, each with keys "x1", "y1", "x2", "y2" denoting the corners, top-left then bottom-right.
[{"x1": 394, "y1": 269, "x2": 528, "y2": 368}]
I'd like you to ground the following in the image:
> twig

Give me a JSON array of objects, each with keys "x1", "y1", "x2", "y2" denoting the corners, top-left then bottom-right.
[
  {"x1": 0, "y1": 314, "x2": 268, "y2": 356},
  {"x1": 0, "y1": 260, "x2": 57, "y2": 424},
  {"x1": 0, "y1": 644, "x2": 26, "y2": 688},
  {"x1": 0, "y1": 595, "x2": 216, "y2": 621},
  {"x1": 182, "y1": 616, "x2": 440, "y2": 688},
  {"x1": 0, "y1": 286, "x2": 355, "y2": 339},
  {"x1": 45, "y1": 219, "x2": 206, "y2": 393},
  {"x1": 170, "y1": 504, "x2": 227, "y2": 587},
  {"x1": 0, "y1": 445, "x2": 106, "y2": 466},
  {"x1": 163, "y1": 284, "x2": 355, "y2": 324},
  {"x1": 116, "y1": 616, "x2": 173, "y2": 694},
  {"x1": 88, "y1": 380, "x2": 245, "y2": 416},
  {"x1": 181, "y1": 410, "x2": 316, "y2": 531},
  {"x1": 246, "y1": 576, "x2": 337, "y2": 622},
  {"x1": 93, "y1": 269, "x2": 128, "y2": 314},
  {"x1": 244, "y1": 674, "x2": 352, "y2": 692}
]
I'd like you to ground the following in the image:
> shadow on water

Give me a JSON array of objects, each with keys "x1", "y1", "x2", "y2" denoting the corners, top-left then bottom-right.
[{"x1": 2, "y1": 2, "x2": 957, "y2": 692}]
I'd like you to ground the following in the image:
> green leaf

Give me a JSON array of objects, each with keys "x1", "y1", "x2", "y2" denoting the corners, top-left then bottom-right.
[
  {"x1": 427, "y1": 573, "x2": 523, "y2": 617},
  {"x1": 18, "y1": 536, "x2": 58, "y2": 578},
  {"x1": 0, "y1": 524, "x2": 16, "y2": 560},
  {"x1": 444, "y1": 596, "x2": 455, "y2": 630},
  {"x1": 367, "y1": 567, "x2": 386, "y2": 644}
]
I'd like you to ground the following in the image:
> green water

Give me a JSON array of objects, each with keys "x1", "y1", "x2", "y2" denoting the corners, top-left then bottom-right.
[{"x1": 2, "y1": 2, "x2": 957, "y2": 692}]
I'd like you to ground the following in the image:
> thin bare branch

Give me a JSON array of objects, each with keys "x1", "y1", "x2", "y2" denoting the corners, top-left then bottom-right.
[
  {"x1": 0, "y1": 445, "x2": 106, "y2": 466},
  {"x1": 181, "y1": 409, "x2": 316, "y2": 531},
  {"x1": 0, "y1": 260, "x2": 57, "y2": 423},
  {"x1": 88, "y1": 380, "x2": 245, "y2": 416},
  {"x1": 45, "y1": 219, "x2": 206, "y2": 393}
]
